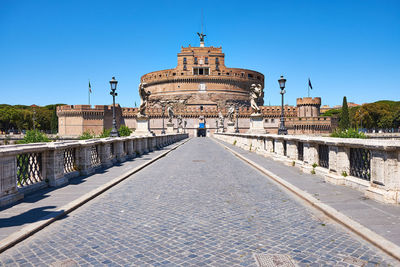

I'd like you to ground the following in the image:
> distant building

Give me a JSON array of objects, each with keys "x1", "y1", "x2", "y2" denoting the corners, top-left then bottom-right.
[{"x1": 57, "y1": 36, "x2": 337, "y2": 137}]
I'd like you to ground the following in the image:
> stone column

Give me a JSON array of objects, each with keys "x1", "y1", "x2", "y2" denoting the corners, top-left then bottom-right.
[
  {"x1": 127, "y1": 139, "x2": 134, "y2": 158},
  {"x1": 275, "y1": 139, "x2": 285, "y2": 156},
  {"x1": 99, "y1": 143, "x2": 112, "y2": 168},
  {"x1": 0, "y1": 156, "x2": 23, "y2": 206},
  {"x1": 115, "y1": 140, "x2": 126, "y2": 163},
  {"x1": 44, "y1": 148, "x2": 66, "y2": 187},
  {"x1": 247, "y1": 114, "x2": 265, "y2": 134},
  {"x1": 286, "y1": 140, "x2": 298, "y2": 160},
  {"x1": 366, "y1": 149, "x2": 400, "y2": 204},
  {"x1": 77, "y1": 144, "x2": 95, "y2": 175},
  {"x1": 303, "y1": 142, "x2": 318, "y2": 165},
  {"x1": 325, "y1": 145, "x2": 349, "y2": 185}
]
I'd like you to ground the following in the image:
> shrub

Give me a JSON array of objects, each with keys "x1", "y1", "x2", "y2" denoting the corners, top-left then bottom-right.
[
  {"x1": 312, "y1": 163, "x2": 318, "y2": 169},
  {"x1": 292, "y1": 161, "x2": 295, "y2": 166},
  {"x1": 330, "y1": 128, "x2": 366, "y2": 139},
  {"x1": 233, "y1": 140, "x2": 237, "y2": 146},
  {"x1": 99, "y1": 129, "x2": 111, "y2": 138},
  {"x1": 341, "y1": 171, "x2": 348, "y2": 177},
  {"x1": 18, "y1": 130, "x2": 50, "y2": 144},
  {"x1": 79, "y1": 131, "x2": 95, "y2": 140},
  {"x1": 119, "y1": 125, "x2": 132, "y2": 136}
]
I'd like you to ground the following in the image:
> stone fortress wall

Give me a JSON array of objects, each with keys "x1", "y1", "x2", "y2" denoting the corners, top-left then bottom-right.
[
  {"x1": 57, "y1": 37, "x2": 337, "y2": 137},
  {"x1": 141, "y1": 45, "x2": 264, "y2": 109}
]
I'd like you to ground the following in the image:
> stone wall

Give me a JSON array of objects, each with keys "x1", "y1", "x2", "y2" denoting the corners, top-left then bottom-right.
[
  {"x1": 0, "y1": 133, "x2": 188, "y2": 207},
  {"x1": 214, "y1": 133, "x2": 400, "y2": 204}
]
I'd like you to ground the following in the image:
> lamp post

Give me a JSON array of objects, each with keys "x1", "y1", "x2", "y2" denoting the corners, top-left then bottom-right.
[
  {"x1": 278, "y1": 75, "x2": 288, "y2": 135},
  {"x1": 109, "y1": 77, "x2": 119, "y2": 137},
  {"x1": 161, "y1": 105, "x2": 166, "y2": 134},
  {"x1": 235, "y1": 105, "x2": 239, "y2": 133}
]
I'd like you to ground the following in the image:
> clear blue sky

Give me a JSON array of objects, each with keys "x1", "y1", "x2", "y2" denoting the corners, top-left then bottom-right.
[{"x1": 1, "y1": 0, "x2": 399, "y2": 107}]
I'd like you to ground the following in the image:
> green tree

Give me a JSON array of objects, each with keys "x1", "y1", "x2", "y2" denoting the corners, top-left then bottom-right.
[
  {"x1": 339, "y1": 96, "x2": 350, "y2": 130},
  {"x1": 18, "y1": 130, "x2": 50, "y2": 144},
  {"x1": 50, "y1": 107, "x2": 58, "y2": 134},
  {"x1": 118, "y1": 125, "x2": 132, "y2": 136}
]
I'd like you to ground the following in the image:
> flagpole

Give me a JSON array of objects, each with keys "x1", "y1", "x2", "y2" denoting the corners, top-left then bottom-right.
[
  {"x1": 88, "y1": 80, "x2": 91, "y2": 106},
  {"x1": 307, "y1": 78, "x2": 310, "y2": 97}
]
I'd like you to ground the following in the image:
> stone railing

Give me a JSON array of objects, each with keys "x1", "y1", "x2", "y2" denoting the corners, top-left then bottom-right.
[
  {"x1": 0, "y1": 133, "x2": 188, "y2": 206},
  {"x1": 214, "y1": 133, "x2": 400, "y2": 204}
]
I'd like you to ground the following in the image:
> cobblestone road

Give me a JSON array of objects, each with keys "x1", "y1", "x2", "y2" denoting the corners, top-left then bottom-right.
[{"x1": 0, "y1": 138, "x2": 397, "y2": 266}]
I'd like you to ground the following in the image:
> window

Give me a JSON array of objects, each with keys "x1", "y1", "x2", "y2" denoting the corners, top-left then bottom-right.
[
  {"x1": 183, "y1": 57, "x2": 187, "y2": 64},
  {"x1": 271, "y1": 119, "x2": 275, "y2": 123},
  {"x1": 193, "y1": 67, "x2": 209, "y2": 75},
  {"x1": 200, "y1": 106, "x2": 204, "y2": 111},
  {"x1": 205, "y1": 57, "x2": 208, "y2": 64},
  {"x1": 215, "y1": 57, "x2": 219, "y2": 64},
  {"x1": 194, "y1": 57, "x2": 198, "y2": 64},
  {"x1": 199, "y1": 82, "x2": 206, "y2": 91},
  {"x1": 248, "y1": 73, "x2": 254, "y2": 78},
  {"x1": 183, "y1": 65, "x2": 187, "y2": 71}
]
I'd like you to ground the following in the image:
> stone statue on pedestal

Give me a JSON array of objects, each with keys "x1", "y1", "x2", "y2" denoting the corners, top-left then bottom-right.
[
  {"x1": 138, "y1": 83, "x2": 151, "y2": 117},
  {"x1": 227, "y1": 105, "x2": 235, "y2": 123},
  {"x1": 250, "y1": 84, "x2": 262, "y2": 115},
  {"x1": 218, "y1": 111, "x2": 224, "y2": 126},
  {"x1": 177, "y1": 115, "x2": 183, "y2": 128},
  {"x1": 167, "y1": 106, "x2": 174, "y2": 123}
]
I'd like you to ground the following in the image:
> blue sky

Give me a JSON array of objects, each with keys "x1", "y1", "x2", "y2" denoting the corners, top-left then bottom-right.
[{"x1": 0, "y1": 0, "x2": 399, "y2": 107}]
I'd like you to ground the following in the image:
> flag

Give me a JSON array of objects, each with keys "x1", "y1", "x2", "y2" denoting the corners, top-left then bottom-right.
[
  {"x1": 135, "y1": 101, "x2": 137, "y2": 107},
  {"x1": 308, "y1": 78, "x2": 313, "y2": 90},
  {"x1": 89, "y1": 81, "x2": 92, "y2": 93}
]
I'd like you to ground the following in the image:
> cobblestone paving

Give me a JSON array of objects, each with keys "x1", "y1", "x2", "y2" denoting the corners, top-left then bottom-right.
[{"x1": 0, "y1": 138, "x2": 397, "y2": 266}]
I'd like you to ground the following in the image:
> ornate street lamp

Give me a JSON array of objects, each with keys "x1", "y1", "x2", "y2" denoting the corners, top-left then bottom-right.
[
  {"x1": 235, "y1": 105, "x2": 239, "y2": 133},
  {"x1": 278, "y1": 75, "x2": 288, "y2": 135},
  {"x1": 161, "y1": 105, "x2": 166, "y2": 134},
  {"x1": 109, "y1": 76, "x2": 119, "y2": 137}
]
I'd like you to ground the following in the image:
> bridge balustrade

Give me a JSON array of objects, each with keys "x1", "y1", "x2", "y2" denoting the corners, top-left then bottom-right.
[
  {"x1": 214, "y1": 133, "x2": 400, "y2": 205},
  {"x1": 0, "y1": 133, "x2": 188, "y2": 207}
]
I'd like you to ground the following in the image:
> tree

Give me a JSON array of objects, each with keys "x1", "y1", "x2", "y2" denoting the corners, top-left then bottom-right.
[
  {"x1": 18, "y1": 130, "x2": 50, "y2": 144},
  {"x1": 339, "y1": 96, "x2": 350, "y2": 130},
  {"x1": 50, "y1": 107, "x2": 58, "y2": 134}
]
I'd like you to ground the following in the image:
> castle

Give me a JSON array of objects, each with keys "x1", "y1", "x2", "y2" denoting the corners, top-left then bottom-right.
[{"x1": 57, "y1": 36, "x2": 337, "y2": 137}]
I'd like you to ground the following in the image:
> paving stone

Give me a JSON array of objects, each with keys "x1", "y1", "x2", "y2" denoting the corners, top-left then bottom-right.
[{"x1": 0, "y1": 138, "x2": 398, "y2": 266}]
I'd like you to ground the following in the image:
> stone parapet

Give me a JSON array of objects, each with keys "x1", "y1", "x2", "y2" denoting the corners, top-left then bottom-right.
[
  {"x1": 214, "y1": 133, "x2": 400, "y2": 204},
  {"x1": 0, "y1": 133, "x2": 188, "y2": 207}
]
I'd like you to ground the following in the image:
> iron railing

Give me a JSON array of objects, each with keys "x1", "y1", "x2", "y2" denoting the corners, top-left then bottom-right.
[
  {"x1": 350, "y1": 148, "x2": 371, "y2": 180},
  {"x1": 318, "y1": 144, "x2": 329, "y2": 169},
  {"x1": 283, "y1": 140, "x2": 287, "y2": 156},
  {"x1": 297, "y1": 142, "x2": 304, "y2": 161}
]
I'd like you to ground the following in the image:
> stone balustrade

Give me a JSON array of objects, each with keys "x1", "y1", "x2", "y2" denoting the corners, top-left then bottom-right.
[
  {"x1": 0, "y1": 133, "x2": 188, "y2": 206},
  {"x1": 214, "y1": 133, "x2": 400, "y2": 204}
]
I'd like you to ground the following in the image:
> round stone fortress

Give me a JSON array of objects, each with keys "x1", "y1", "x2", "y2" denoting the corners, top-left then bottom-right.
[{"x1": 141, "y1": 45, "x2": 264, "y2": 109}]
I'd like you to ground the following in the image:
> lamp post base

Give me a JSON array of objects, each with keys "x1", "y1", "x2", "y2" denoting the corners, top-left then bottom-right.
[
  {"x1": 278, "y1": 127, "x2": 288, "y2": 135},
  {"x1": 110, "y1": 128, "x2": 119, "y2": 137}
]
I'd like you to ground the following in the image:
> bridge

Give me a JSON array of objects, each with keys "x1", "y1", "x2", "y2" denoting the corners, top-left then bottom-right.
[{"x1": 0, "y1": 133, "x2": 400, "y2": 266}]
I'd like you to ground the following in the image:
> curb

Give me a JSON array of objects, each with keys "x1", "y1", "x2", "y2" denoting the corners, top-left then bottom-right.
[
  {"x1": 213, "y1": 138, "x2": 400, "y2": 262},
  {"x1": 0, "y1": 138, "x2": 191, "y2": 254}
]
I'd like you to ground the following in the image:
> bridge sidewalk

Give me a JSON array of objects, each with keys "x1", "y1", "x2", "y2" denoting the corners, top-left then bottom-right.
[
  {"x1": 214, "y1": 138, "x2": 400, "y2": 248},
  {"x1": 0, "y1": 139, "x2": 187, "y2": 248}
]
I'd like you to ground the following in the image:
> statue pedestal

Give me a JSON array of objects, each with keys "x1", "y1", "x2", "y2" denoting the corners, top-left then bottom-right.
[
  {"x1": 247, "y1": 114, "x2": 265, "y2": 134},
  {"x1": 177, "y1": 127, "x2": 183, "y2": 133},
  {"x1": 218, "y1": 125, "x2": 224, "y2": 133},
  {"x1": 226, "y1": 121, "x2": 235, "y2": 133},
  {"x1": 133, "y1": 116, "x2": 153, "y2": 136},
  {"x1": 166, "y1": 122, "x2": 174, "y2": 133}
]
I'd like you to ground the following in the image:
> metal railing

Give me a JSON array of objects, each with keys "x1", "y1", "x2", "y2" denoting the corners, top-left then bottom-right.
[
  {"x1": 318, "y1": 144, "x2": 329, "y2": 169},
  {"x1": 350, "y1": 148, "x2": 371, "y2": 180}
]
